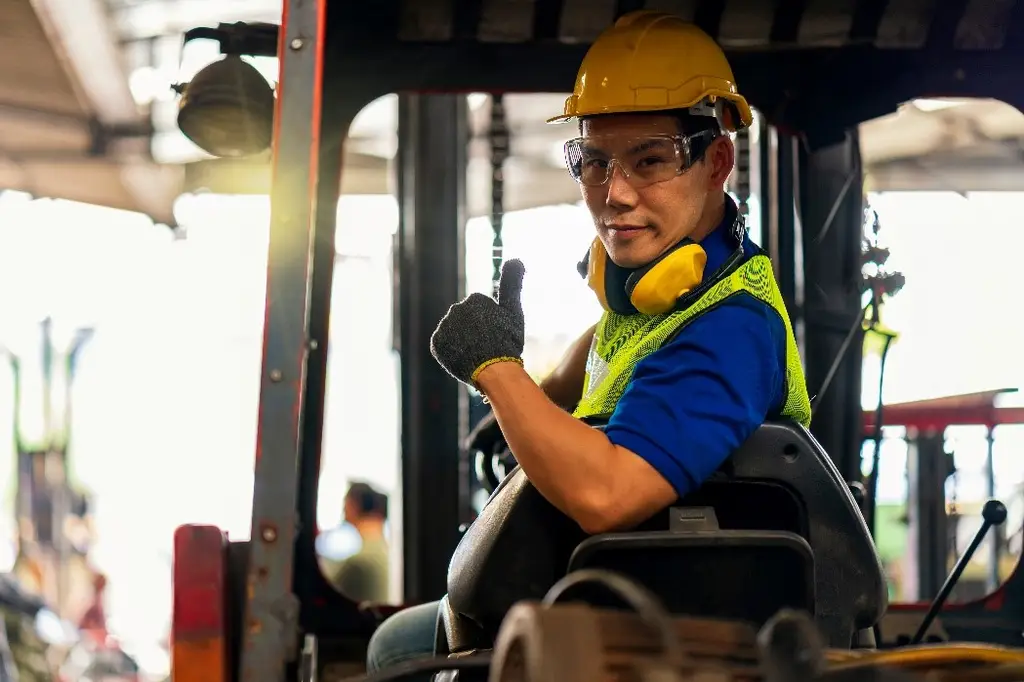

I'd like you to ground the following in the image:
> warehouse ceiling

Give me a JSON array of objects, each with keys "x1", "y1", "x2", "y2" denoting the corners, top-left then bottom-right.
[
  {"x1": 2, "y1": 0, "x2": 1024, "y2": 226},
  {"x1": 0, "y1": 0, "x2": 179, "y2": 223}
]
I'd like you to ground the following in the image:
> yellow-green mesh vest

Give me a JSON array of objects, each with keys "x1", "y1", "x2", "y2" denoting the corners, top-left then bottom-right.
[{"x1": 573, "y1": 253, "x2": 811, "y2": 427}]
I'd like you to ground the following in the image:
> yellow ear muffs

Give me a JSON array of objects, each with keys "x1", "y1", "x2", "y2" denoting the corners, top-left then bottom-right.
[
  {"x1": 579, "y1": 238, "x2": 708, "y2": 315},
  {"x1": 625, "y1": 242, "x2": 708, "y2": 315}
]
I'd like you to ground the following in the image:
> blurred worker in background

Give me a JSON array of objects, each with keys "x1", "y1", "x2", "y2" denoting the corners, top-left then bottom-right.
[
  {"x1": 325, "y1": 482, "x2": 390, "y2": 603},
  {"x1": 367, "y1": 10, "x2": 812, "y2": 675}
]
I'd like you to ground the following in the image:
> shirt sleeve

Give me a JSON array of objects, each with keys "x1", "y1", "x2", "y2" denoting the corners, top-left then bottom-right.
[{"x1": 603, "y1": 294, "x2": 787, "y2": 497}]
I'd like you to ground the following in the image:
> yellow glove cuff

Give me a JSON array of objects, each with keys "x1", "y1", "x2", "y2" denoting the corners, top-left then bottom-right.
[{"x1": 470, "y1": 356, "x2": 523, "y2": 384}]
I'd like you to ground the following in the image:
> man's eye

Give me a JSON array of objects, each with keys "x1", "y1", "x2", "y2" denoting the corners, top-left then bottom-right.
[
  {"x1": 637, "y1": 155, "x2": 672, "y2": 167},
  {"x1": 583, "y1": 158, "x2": 608, "y2": 169}
]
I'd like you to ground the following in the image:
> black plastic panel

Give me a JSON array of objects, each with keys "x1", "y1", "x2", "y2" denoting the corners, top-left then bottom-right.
[
  {"x1": 727, "y1": 422, "x2": 888, "y2": 643},
  {"x1": 569, "y1": 530, "x2": 815, "y2": 627}
]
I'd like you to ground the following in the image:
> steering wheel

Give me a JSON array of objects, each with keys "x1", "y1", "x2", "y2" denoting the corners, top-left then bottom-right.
[{"x1": 473, "y1": 442, "x2": 518, "y2": 493}]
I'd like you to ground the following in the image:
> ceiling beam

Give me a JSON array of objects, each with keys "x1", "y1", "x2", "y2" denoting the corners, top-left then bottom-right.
[
  {"x1": 867, "y1": 157, "x2": 1024, "y2": 192},
  {"x1": 29, "y1": 0, "x2": 140, "y2": 126}
]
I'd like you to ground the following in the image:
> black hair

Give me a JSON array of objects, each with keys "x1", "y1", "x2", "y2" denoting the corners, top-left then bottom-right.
[{"x1": 346, "y1": 481, "x2": 389, "y2": 519}]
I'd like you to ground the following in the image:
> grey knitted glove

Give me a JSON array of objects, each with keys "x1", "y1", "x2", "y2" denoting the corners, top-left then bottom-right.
[{"x1": 430, "y1": 259, "x2": 526, "y2": 386}]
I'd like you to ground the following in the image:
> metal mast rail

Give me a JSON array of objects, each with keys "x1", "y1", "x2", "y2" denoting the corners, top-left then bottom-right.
[{"x1": 241, "y1": 1, "x2": 326, "y2": 680}]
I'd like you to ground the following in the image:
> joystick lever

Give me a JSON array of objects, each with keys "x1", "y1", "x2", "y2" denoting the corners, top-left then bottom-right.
[{"x1": 910, "y1": 499, "x2": 1008, "y2": 644}]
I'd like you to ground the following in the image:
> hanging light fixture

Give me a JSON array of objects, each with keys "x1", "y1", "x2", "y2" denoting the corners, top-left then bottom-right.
[{"x1": 176, "y1": 54, "x2": 275, "y2": 158}]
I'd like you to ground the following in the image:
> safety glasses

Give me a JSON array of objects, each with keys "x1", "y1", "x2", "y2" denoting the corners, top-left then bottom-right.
[{"x1": 563, "y1": 130, "x2": 718, "y2": 188}]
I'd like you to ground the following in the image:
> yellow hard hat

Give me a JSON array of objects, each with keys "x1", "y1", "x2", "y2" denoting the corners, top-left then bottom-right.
[{"x1": 548, "y1": 11, "x2": 752, "y2": 131}]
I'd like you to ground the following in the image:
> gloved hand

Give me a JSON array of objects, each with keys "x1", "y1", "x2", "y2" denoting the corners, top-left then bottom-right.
[{"x1": 430, "y1": 259, "x2": 526, "y2": 387}]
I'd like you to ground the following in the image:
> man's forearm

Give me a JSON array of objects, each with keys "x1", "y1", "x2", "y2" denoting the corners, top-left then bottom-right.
[
  {"x1": 477, "y1": 362, "x2": 617, "y2": 530},
  {"x1": 475, "y1": 361, "x2": 673, "y2": 533}
]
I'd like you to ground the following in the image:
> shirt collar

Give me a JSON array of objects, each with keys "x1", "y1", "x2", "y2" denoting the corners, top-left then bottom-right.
[{"x1": 697, "y1": 196, "x2": 745, "y2": 272}]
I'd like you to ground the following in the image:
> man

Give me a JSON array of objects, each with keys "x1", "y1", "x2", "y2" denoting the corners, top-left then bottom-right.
[
  {"x1": 326, "y1": 482, "x2": 390, "y2": 603},
  {"x1": 367, "y1": 10, "x2": 811, "y2": 673}
]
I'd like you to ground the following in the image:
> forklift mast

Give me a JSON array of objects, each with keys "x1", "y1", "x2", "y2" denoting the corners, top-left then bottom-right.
[
  {"x1": 167, "y1": 2, "x2": 868, "y2": 680},
  {"x1": 174, "y1": 2, "x2": 330, "y2": 682},
  {"x1": 169, "y1": 2, "x2": 1024, "y2": 681}
]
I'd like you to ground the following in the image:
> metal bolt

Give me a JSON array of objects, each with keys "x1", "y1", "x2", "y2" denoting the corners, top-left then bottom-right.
[
  {"x1": 262, "y1": 526, "x2": 277, "y2": 543},
  {"x1": 290, "y1": 37, "x2": 304, "y2": 50},
  {"x1": 309, "y1": 339, "x2": 319, "y2": 351},
  {"x1": 269, "y1": 369, "x2": 283, "y2": 382}
]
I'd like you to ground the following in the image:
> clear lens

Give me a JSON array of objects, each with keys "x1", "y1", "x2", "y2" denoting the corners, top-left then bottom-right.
[{"x1": 563, "y1": 131, "x2": 717, "y2": 187}]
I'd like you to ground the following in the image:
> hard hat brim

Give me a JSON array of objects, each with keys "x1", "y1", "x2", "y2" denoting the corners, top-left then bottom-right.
[{"x1": 547, "y1": 95, "x2": 753, "y2": 132}]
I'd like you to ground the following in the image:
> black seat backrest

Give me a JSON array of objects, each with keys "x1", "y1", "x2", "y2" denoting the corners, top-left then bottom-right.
[
  {"x1": 446, "y1": 420, "x2": 887, "y2": 644},
  {"x1": 725, "y1": 421, "x2": 887, "y2": 641},
  {"x1": 447, "y1": 466, "x2": 585, "y2": 635},
  {"x1": 629, "y1": 479, "x2": 807, "y2": 536}
]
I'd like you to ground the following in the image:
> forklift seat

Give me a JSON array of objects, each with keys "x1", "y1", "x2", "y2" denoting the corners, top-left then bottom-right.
[{"x1": 441, "y1": 420, "x2": 888, "y2": 652}]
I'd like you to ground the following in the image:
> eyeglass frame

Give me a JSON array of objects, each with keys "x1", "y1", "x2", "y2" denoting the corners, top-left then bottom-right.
[{"x1": 563, "y1": 128, "x2": 721, "y2": 188}]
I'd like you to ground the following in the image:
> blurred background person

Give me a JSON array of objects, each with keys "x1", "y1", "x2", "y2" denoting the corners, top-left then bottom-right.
[{"x1": 324, "y1": 483, "x2": 390, "y2": 603}]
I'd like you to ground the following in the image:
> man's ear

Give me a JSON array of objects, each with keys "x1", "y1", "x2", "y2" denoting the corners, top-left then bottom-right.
[{"x1": 706, "y1": 135, "x2": 735, "y2": 189}]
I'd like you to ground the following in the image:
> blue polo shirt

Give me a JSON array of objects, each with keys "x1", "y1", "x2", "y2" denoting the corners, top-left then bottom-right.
[{"x1": 602, "y1": 219, "x2": 788, "y2": 498}]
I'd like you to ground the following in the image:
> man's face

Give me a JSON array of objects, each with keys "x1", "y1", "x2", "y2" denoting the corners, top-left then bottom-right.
[{"x1": 577, "y1": 114, "x2": 732, "y2": 268}]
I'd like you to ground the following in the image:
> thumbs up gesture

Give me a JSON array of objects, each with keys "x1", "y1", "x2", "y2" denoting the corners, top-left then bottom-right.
[{"x1": 430, "y1": 259, "x2": 527, "y2": 387}]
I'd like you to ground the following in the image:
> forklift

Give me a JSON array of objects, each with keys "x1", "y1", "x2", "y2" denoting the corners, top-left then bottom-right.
[{"x1": 169, "y1": 2, "x2": 1024, "y2": 681}]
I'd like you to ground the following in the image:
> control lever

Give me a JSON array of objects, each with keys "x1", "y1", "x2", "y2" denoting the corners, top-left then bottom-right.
[{"x1": 910, "y1": 499, "x2": 1007, "y2": 644}]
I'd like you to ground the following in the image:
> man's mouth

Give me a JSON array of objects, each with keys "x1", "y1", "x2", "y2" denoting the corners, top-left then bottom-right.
[{"x1": 607, "y1": 224, "x2": 648, "y2": 236}]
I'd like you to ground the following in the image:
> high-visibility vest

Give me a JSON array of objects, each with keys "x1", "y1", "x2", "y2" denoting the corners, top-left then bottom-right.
[{"x1": 573, "y1": 252, "x2": 812, "y2": 426}]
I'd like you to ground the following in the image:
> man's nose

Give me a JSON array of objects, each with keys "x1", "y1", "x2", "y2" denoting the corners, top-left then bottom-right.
[{"x1": 606, "y1": 162, "x2": 638, "y2": 209}]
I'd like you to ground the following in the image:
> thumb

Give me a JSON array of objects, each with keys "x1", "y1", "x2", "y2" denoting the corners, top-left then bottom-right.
[{"x1": 497, "y1": 259, "x2": 525, "y2": 311}]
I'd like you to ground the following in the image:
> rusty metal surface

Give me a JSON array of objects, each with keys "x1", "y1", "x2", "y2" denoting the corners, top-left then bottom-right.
[
  {"x1": 484, "y1": 601, "x2": 1024, "y2": 682},
  {"x1": 238, "y1": 0, "x2": 324, "y2": 680},
  {"x1": 490, "y1": 602, "x2": 762, "y2": 682}
]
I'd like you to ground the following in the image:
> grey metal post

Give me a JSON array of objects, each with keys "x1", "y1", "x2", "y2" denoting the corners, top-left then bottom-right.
[{"x1": 395, "y1": 94, "x2": 469, "y2": 603}]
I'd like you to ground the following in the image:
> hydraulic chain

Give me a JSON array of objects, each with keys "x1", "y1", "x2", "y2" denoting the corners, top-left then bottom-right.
[
  {"x1": 732, "y1": 116, "x2": 753, "y2": 218},
  {"x1": 489, "y1": 94, "x2": 509, "y2": 298}
]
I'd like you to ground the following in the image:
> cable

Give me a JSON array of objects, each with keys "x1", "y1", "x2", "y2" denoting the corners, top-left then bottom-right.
[
  {"x1": 810, "y1": 300, "x2": 871, "y2": 417},
  {"x1": 865, "y1": 330, "x2": 895, "y2": 536},
  {"x1": 340, "y1": 653, "x2": 492, "y2": 682},
  {"x1": 542, "y1": 569, "x2": 685, "y2": 670},
  {"x1": 864, "y1": 330, "x2": 894, "y2": 648},
  {"x1": 932, "y1": 663, "x2": 1024, "y2": 682},
  {"x1": 825, "y1": 644, "x2": 1024, "y2": 669}
]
